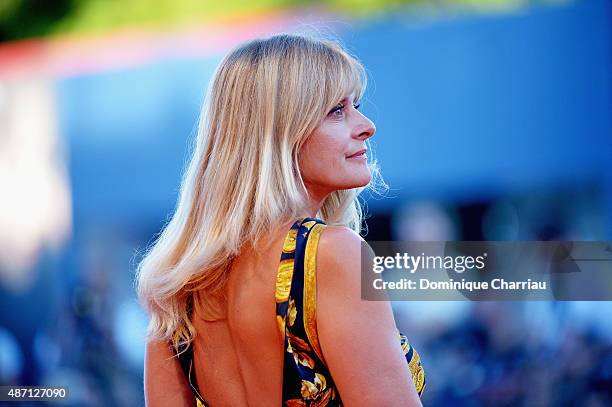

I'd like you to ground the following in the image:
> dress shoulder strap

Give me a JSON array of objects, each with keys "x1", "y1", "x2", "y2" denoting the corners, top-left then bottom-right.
[
  {"x1": 297, "y1": 218, "x2": 327, "y2": 365},
  {"x1": 275, "y1": 217, "x2": 327, "y2": 364},
  {"x1": 275, "y1": 217, "x2": 346, "y2": 405}
]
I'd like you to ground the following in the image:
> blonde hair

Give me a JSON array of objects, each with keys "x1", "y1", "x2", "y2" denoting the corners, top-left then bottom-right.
[{"x1": 135, "y1": 33, "x2": 386, "y2": 353}]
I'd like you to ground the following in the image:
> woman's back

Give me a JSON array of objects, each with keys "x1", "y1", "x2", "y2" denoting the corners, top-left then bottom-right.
[
  {"x1": 189, "y1": 220, "x2": 295, "y2": 406},
  {"x1": 173, "y1": 218, "x2": 425, "y2": 406}
]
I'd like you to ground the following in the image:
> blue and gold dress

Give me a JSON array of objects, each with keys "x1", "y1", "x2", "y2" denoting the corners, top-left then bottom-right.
[{"x1": 174, "y1": 217, "x2": 426, "y2": 406}]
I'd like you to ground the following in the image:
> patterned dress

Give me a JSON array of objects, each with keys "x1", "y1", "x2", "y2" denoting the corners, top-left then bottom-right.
[{"x1": 174, "y1": 217, "x2": 426, "y2": 406}]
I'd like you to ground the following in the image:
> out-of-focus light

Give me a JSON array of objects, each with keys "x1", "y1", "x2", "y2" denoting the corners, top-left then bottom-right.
[
  {"x1": 0, "y1": 74, "x2": 72, "y2": 292},
  {"x1": 0, "y1": 326, "x2": 23, "y2": 382},
  {"x1": 33, "y1": 330, "x2": 62, "y2": 374},
  {"x1": 394, "y1": 201, "x2": 457, "y2": 241},
  {"x1": 113, "y1": 300, "x2": 148, "y2": 370}
]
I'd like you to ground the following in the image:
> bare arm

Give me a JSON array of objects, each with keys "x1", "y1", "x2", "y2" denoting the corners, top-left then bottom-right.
[
  {"x1": 316, "y1": 226, "x2": 423, "y2": 407},
  {"x1": 144, "y1": 339, "x2": 196, "y2": 407}
]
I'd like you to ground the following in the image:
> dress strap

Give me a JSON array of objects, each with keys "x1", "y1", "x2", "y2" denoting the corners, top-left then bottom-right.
[
  {"x1": 298, "y1": 219, "x2": 327, "y2": 365},
  {"x1": 175, "y1": 341, "x2": 192, "y2": 384},
  {"x1": 275, "y1": 217, "x2": 327, "y2": 363},
  {"x1": 173, "y1": 340, "x2": 208, "y2": 406},
  {"x1": 172, "y1": 311, "x2": 209, "y2": 406},
  {"x1": 276, "y1": 217, "x2": 344, "y2": 405},
  {"x1": 275, "y1": 218, "x2": 304, "y2": 338}
]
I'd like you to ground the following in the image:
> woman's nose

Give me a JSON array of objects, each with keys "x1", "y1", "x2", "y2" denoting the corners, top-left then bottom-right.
[{"x1": 353, "y1": 114, "x2": 376, "y2": 140}]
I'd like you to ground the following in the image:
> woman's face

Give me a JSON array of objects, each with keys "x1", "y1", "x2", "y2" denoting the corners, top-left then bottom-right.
[{"x1": 298, "y1": 93, "x2": 376, "y2": 199}]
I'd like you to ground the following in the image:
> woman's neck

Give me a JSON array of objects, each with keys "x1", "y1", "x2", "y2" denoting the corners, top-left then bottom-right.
[{"x1": 303, "y1": 184, "x2": 332, "y2": 218}]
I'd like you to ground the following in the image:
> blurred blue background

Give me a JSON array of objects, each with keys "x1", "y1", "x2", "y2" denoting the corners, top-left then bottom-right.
[{"x1": 0, "y1": 0, "x2": 611, "y2": 405}]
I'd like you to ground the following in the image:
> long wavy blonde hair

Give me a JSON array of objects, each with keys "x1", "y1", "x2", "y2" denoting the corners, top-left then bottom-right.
[{"x1": 135, "y1": 33, "x2": 386, "y2": 353}]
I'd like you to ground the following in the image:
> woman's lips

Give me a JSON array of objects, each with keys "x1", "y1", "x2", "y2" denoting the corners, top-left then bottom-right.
[{"x1": 346, "y1": 149, "x2": 367, "y2": 160}]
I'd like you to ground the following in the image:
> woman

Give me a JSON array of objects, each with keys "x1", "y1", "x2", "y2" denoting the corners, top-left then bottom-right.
[{"x1": 136, "y1": 33, "x2": 426, "y2": 406}]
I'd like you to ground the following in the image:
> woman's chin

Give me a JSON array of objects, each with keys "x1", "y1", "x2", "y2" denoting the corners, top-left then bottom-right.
[{"x1": 342, "y1": 173, "x2": 372, "y2": 189}]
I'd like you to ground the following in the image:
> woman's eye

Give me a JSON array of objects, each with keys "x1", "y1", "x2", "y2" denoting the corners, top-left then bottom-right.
[
  {"x1": 328, "y1": 101, "x2": 360, "y2": 117},
  {"x1": 329, "y1": 104, "x2": 345, "y2": 116}
]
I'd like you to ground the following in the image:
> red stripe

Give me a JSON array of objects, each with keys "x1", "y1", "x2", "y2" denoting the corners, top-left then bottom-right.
[{"x1": 0, "y1": 9, "x2": 334, "y2": 79}]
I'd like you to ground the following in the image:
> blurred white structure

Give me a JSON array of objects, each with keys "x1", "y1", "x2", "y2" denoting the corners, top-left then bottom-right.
[{"x1": 0, "y1": 73, "x2": 72, "y2": 292}]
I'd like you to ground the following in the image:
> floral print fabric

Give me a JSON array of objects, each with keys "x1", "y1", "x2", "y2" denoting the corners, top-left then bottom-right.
[{"x1": 275, "y1": 217, "x2": 426, "y2": 406}]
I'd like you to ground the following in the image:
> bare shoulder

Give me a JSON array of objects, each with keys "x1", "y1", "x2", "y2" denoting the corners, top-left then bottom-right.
[
  {"x1": 316, "y1": 225, "x2": 369, "y2": 271},
  {"x1": 315, "y1": 225, "x2": 422, "y2": 406},
  {"x1": 315, "y1": 224, "x2": 378, "y2": 316},
  {"x1": 318, "y1": 224, "x2": 363, "y2": 244},
  {"x1": 315, "y1": 225, "x2": 377, "y2": 295}
]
